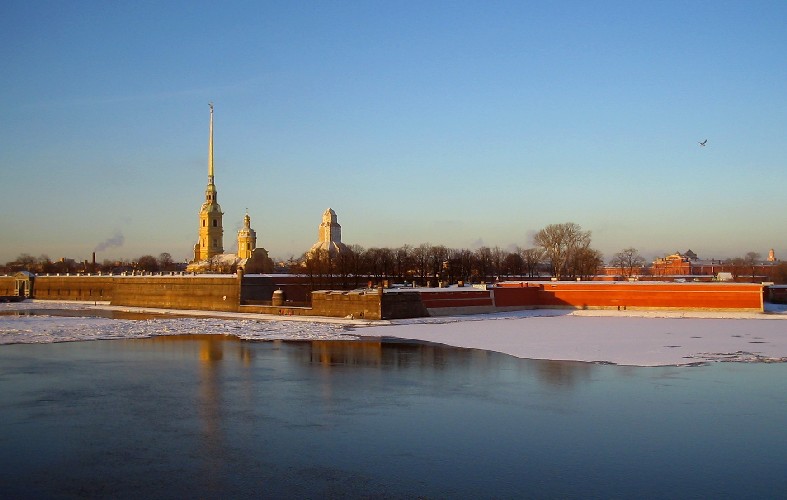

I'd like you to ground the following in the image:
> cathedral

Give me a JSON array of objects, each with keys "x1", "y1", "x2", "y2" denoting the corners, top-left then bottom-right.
[
  {"x1": 188, "y1": 104, "x2": 272, "y2": 274},
  {"x1": 193, "y1": 103, "x2": 224, "y2": 261}
]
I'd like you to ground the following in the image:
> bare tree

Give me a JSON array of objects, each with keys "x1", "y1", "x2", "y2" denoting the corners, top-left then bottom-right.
[
  {"x1": 473, "y1": 247, "x2": 493, "y2": 282},
  {"x1": 411, "y1": 244, "x2": 430, "y2": 286},
  {"x1": 6, "y1": 254, "x2": 37, "y2": 272},
  {"x1": 366, "y1": 247, "x2": 395, "y2": 284},
  {"x1": 570, "y1": 247, "x2": 604, "y2": 280},
  {"x1": 744, "y1": 251, "x2": 761, "y2": 279},
  {"x1": 447, "y1": 248, "x2": 473, "y2": 284},
  {"x1": 502, "y1": 250, "x2": 524, "y2": 277},
  {"x1": 427, "y1": 245, "x2": 449, "y2": 282},
  {"x1": 520, "y1": 247, "x2": 545, "y2": 278},
  {"x1": 38, "y1": 255, "x2": 55, "y2": 274},
  {"x1": 347, "y1": 244, "x2": 367, "y2": 287},
  {"x1": 610, "y1": 247, "x2": 645, "y2": 279},
  {"x1": 533, "y1": 222, "x2": 591, "y2": 279},
  {"x1": 158, "y1": 252, "x2": 174, "y2": 272},
  {"x1": 490, "y1": 246, "x2": 507, "y2": 279},
  {"x1": 136, "y1": 255, "x2": 159, "y2": 272},
  {"x1": 394, "y1": 245, "x2": 412, "y2": 282},
  {"x1": 725, "y1": 257, "x2": 746, "y2": 280}
]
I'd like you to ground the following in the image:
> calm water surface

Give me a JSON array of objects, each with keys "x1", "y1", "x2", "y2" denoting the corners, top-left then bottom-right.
[{"x1": 1, "y1": 335, "x2": 786, "y2": 498}]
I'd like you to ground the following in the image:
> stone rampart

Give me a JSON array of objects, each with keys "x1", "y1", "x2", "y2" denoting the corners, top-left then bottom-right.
[
  {"x1": 381, "y1": 291, "x2": 429, "y2": 319},
  {"x1": 33, "y1": 275, "x2": 115, "y2": 301},
  {"x1": 239, "y1": 289, "x2": 378, "y2": 319},
  {"x1": 110, "y1": 275, "x2": 241, "y2": 312},
  {"x1": 0, "y1": 276, "x2": 16, "y2": 297},
  {"x1": 241, "y1": 275, "x2": 314, "y2": 304},
  {"x1": 311, "y1": 289, "x2": 382, "y2": 319}
]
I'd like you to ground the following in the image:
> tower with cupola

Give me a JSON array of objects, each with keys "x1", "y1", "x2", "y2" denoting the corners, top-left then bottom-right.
[
  {"x1": 194, "y1": 103, "x2": 224, "y2": 261},
  {"x1": 237, "y1": 212, "x2": 257, "y2": 259}
]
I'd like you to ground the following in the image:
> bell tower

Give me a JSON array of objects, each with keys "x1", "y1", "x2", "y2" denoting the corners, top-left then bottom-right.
[
  {"x1": 196, "y1": 103, "x2": 224, "y2": 260},
  {"x1": 237, "y1": 212, "x2": 257, "y2": 259}
]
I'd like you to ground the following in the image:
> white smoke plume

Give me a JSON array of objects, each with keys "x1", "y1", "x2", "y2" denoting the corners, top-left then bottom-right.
[{"x1": 94, "y1": 231, "x2": 125, "y2": 252}]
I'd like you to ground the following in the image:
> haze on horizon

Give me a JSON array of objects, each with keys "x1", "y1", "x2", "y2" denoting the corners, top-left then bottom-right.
[{"x1": 2, "y1": 1, "x2": 786, "y2": 265}]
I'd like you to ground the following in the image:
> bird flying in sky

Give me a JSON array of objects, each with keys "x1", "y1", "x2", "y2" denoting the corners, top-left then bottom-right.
[{"x1": 699, "y1": 139, "x2": 708, "y2": 146}]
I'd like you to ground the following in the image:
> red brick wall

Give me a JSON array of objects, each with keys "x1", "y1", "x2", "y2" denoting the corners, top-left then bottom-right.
[
  {"x1": 419, "y1": 290, "x2": 494, "y2": 309},
  {"x1": 494, "y1": 281, "x2": 763, "y2": 311},
  {"x1": 492, "y1": 285, "x2": 540, "y2": 307}
]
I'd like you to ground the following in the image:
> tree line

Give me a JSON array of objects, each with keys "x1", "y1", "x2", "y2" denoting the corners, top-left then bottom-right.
[
  {"x1": 5, "y1": 222, "x2": 786, "y2": 284},
  {"x1": 296, "y1": 222, "x2": 605, "y2": 288},
  {"x1": 2, "y1": 253, "x2": 180, "y2": 275}
]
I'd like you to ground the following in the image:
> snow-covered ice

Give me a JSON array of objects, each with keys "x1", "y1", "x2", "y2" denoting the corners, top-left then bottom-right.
[
  {"x1": 0, "y1": 301, "x2": 360, "y2": 344},
  {"x1": 2, "y1": 300, "x2": 786, "y2": 366}
]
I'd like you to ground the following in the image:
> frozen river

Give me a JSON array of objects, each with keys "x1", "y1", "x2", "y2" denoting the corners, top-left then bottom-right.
[
  {"x1": 2, "y1": 332, "x2": 787, "y2": 498},
  {"x1": 2, "y1": 301, "x2": 787, "y2": 497}
]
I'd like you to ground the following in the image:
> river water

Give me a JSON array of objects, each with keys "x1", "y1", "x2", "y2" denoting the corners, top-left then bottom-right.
[{"x1": 1, "y1": 335, "x2": 785, "y2": 498}]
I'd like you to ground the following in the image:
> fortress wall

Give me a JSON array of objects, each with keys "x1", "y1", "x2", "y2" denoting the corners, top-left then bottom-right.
[
  {"x1": 240, "y1": 275, "x2": 313, "y2": 304},
  {"x1": 33, "y1": 276, "x2": 115, "y2": 301},
  {"x1": 0, "y1": 276, "x2": 15, "y2": 296},
  {"x1": 6, "y1": 274, "x2": 766, "y2": 316},
  {"x1": 491, "y1": 285, "x2": 541, "y2": 308},
  {"x1": 419, "y1": 290, "x2": 494, "y2": 309},
  {"x1": 238, "y1": 304, "x2": 314, "y2": 316},
  {"x1": 768, "y1": 286, "x2": 787, "y2": 304},
  {"x1": 381, "y1": 291, "x2": 429, "y2": 319},
  {"x1": 111, "y1": 276, "x2": 240, "y2": 312},
  {"x1": 240, "y1": 289, "x2": 425, "y2": 320},
  {"x1": 497, "y1": 281, "x2": 764, "y2": 311},
  {"x1": 310, "y1": 290, "x2": 382, "y2": 320}
]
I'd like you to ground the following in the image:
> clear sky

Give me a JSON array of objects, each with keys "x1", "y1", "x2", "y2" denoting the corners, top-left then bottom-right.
[{"x1": 2, "y1": 0, "x2": 786, "y2": 265}]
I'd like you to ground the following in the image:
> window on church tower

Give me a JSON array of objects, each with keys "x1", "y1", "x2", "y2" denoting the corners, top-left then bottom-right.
[
  {"x1": 213, "y1": 238, "x2": 217, "y2": 248},
  {"x1": 213, "y1": 219, "x2": 217, "y2": 227}
]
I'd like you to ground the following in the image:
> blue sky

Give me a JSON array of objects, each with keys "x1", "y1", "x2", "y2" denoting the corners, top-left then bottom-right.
[{"x1": 2, "y1": 0, "x2": 786, "y2": 264}]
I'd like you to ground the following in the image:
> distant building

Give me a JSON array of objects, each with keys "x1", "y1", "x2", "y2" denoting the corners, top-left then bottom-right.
[
  {"x1": 651, "y1": 252, "x2": 693, "y2": 276},
  {"x1": 647, "y1": 250, "x2": 778, "y2": 281},
  {"x1": 308, "y1": 208, "x2": 350, "y2": 257}
]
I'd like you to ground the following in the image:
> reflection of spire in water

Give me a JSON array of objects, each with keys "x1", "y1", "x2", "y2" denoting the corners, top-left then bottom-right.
[
  {"x1": 534, "y1": 359, "x2": 593, "y2": 388},
  {"x1": 198, "y1": 337, "x2": 225, "y2": 493},
  {"x1": 309, "y1": 341, "x2": 383, "y2": 405},
  {"x1": 310, "y1": 341, "x2": 383, "y2": 366},
  {"x1": 240, "y1": 345, "x2": 253, "y2": 366},
  {"x1": 200, "y1": 339, "x2": 224, "y2": 362}
]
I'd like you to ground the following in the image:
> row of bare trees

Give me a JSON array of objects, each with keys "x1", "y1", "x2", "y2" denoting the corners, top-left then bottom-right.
[
  {"x1": 2, "y1": 253, "x2": 181, "y2": 274},
  {"x1": 296, "y1": 244, "x2": 550, "y2": 289},
  {"x1": 295, "y1": 222, "x2": 606, "y2": 288}
]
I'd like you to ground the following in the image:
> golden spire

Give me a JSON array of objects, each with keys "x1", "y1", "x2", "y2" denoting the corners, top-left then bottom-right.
[{"x1": 208, "y1": 102, "x2": 214, "y2": 183}]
